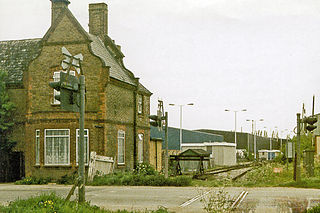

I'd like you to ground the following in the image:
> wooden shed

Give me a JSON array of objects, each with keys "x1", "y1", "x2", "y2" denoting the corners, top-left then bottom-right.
[{"x1": 170, "y1": 149, "x2": 210, "y2": 174}]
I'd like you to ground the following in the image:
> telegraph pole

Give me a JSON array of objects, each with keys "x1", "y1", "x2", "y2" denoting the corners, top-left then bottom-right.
[
  {"x1": 50, "y1": 47, "x2": 85, "y2": 202},
  {"x1": 78, "y1": 74, "x2": 85, "y2": 202},
  {"x1": 295, "y1": 113, "x2": 301, "y2": 182},
  {"x1": 164, "y1": 112, "x2": 169, "y2": 178}
]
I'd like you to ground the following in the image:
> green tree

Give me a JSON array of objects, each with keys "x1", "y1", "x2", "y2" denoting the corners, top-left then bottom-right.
[
  {"x1": 0, "y1": 70, "x2": 16, "y2": 149},
  {"x1": 291, "y1": 132, "x2": 313, "y2": 153},
  {"x1": 0, "y1": 69, "x2": 16, "y2": 181}
]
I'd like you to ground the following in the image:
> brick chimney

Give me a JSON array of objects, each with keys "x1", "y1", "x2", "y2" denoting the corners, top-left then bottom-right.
[
  {"x1": 89, "y1": 3, "x2": 108, "y2": 38},
  {"x1": 50, "y1": 0, "x2": 70, "y2": 25}
]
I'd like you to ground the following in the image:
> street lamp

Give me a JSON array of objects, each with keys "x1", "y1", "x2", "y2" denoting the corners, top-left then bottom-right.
[
  {"x1": 246, "y1": 118, "x2": 264, "y2": 159},
  {"x1": 169, "y1": 103, "x2": 194, "y2": 151},
  {"x1": 279, "y1": 129, "x2": 288, "y2": 151},
  {"x1": 225, "y1": 109, "x2": 247, "y2": 148}
]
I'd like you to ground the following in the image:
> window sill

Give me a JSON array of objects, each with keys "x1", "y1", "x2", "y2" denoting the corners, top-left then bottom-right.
[{"x1": 43, "y1": 165, "x2": 72, "y2": 168}]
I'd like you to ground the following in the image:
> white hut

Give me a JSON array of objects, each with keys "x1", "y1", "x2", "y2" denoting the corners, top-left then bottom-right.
[{"x1": 182, "y1": 142, "x2": 236, "y2": 166}]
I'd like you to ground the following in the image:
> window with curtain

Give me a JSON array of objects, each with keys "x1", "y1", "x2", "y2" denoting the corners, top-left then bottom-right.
[{"x1": 45, "y1": 129, "x2": 70, "y2": 165}]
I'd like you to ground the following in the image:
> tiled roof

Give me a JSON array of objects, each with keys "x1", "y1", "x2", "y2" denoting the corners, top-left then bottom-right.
[
  {"x1": 0, "y1": 39, "x2": 42, "y2": 84},
  {"x1": 138, "y1": 82, "x2": 152, "y2": 95},
  {"x1": 89, "y1": 34, "x2": 136, "y2": 86},
  {"x1": 0, "y1": 35, "x2": 150, "y2": 92}
]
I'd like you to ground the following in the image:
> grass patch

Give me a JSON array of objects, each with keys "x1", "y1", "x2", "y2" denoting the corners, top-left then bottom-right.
[{"x1": 0, "y1": 193, "x2": 170, "y2": 213}]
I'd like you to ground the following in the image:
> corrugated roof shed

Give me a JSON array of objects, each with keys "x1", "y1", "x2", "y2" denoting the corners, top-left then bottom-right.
[{"x1": 150, "y1": 126, "x2": 224, "y2": 150}]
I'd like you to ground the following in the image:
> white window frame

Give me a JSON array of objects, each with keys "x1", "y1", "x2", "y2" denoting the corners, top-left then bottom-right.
[
  {"x1": 117, "y1": 130, "x2": 125, "y2": 165},
  {"x1": 138, "y1": 133, "x2": 144, "y2": 163},
  {"x1": 35, "y1": 130, "x2": 40, "y2": 165},
  {"x1": 52, "y1": 70, "x2": 75, "y2": 105},
  {"x1": 44, "y1": 129, "x2": 70, "y2": 166},
  {"x1": 137, "y1": 95, "x2": 143, "y2": 114},
  {"x1": 76, "y1": 129, "x2": 89, "y2": 165}
]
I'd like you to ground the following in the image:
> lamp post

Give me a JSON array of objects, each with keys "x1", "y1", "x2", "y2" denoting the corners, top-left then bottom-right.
[
  {"x1": 280, "y1": 129, "x2": 288, "y2": 151},
  {"x1": 246, "y1": 118, "x2": 264, "y2": 159},
  {"x1": 225, "y1": 109, "x2": 247, "y2": 148},
  {"x1": 169, "y1": 103, "x2": 194, "y2": 151}
]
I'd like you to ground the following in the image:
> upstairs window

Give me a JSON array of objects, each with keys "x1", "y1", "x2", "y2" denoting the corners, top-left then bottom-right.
[
  {"x1": 52, "y1": 70, "x2": 75, "y2": 105},
  {"x1": 138, "y1": 95, "x2": 143, "y2": 114}
]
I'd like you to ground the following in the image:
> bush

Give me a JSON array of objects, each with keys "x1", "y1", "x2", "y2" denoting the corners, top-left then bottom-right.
[
  {"x1": 134, "y1": 163, "x2": 158, "y2": 176},
  {"x1": 15, "y1": 177, "x2": 51, "y2": 185},
  {"x1": 307, "y1": 204, "x2": 320, "y2": 213},
  {"x1": 89, "y1": 172, "x2": 192, "y2": 187},
  {"x1": 57, "y1": 173, "x2": 76, "y2": 185}
]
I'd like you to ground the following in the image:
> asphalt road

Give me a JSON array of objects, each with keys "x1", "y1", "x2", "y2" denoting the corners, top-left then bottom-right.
[{"x1": 0, "y1": 184, "x2": 320, "y2": 212}]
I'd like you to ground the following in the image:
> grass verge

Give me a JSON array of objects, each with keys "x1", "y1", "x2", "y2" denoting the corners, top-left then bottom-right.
[{"x1": 0, "y1": 193, "x2": 170, "y2": 213}]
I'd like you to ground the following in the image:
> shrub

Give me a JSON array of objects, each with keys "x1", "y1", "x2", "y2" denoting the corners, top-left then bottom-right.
[
  {"x1": 306, "y1": 204, "x2": 320, "y2": 213},
  {"x1": 15, "y1": 176, "x2": 51, "y2": 185},
  {"x1": 134, "y1": 163, "x2": 158, "y2": 176},
  {"x1": 89, "y1": 172, "x2": 192, "y2": 187},
  {"x1": 57, "y1": 173, "x2": 76, "y2": 185}
]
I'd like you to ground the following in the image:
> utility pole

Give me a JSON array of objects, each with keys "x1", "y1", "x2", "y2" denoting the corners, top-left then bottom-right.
[
  {"x1": 78, "y1": 75, "x2": 85, "y2": 202},
  {"x1": 164, "y1": 112, "x2": 169, "y2": 178},
  {"x1": 295, "y1": 113, "x2": 301, "y2": 182},
  {"x1": 50, "y1": 47, "x2": 85, "y2": 202}
]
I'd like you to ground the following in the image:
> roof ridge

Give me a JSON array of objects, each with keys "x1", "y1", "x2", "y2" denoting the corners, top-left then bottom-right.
[{"x1": 0, "y1": 38, "x2": 41, "y2": 43}]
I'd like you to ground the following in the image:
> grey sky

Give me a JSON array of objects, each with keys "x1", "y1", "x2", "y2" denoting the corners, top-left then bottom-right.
[{"x1": 1, "y1": 0, "x2": 320, "y2": 137}]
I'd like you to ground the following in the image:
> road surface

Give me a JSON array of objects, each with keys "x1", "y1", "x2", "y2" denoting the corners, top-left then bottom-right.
[{"x1": 0, "y1": 184, "x2": 319, "y2": 212}]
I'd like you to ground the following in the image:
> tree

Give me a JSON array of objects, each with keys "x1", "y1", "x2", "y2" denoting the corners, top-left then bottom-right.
[
  {"x1": 291, "y1": 132, "x2": 313, "y2": 154},
  {"x1": 0, "y1": 70, "x2": 16, "y2": 149},
  {"x1": 0, "y1": 69, "x2": 16, "y2": 181}
]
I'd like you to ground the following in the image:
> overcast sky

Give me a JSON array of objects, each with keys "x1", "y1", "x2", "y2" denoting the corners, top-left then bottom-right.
[{"x1": 1, "y1": 0, "x2": 320, "y2": 138}]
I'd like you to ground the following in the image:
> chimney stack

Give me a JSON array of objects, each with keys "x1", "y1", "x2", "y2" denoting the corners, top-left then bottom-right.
[
  {"x1": 50, "y1": 0, "x2": 70, "y2": 25},
  {"x1": 89, "y1": 3, "x2": 108, "y2": 38}
]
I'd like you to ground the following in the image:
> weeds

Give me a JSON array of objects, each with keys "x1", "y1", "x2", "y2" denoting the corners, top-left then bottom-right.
[
  {"x1": 199, "y1": 188, "x2": 233, "y2": 213},
  {"x1": 0, "y1": 193, "x2": 171, "y2": 213}
]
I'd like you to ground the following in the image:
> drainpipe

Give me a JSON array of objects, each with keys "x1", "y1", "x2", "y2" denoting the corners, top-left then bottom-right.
[{"x1": 133, "y1": 78, "x2": 139, "y2": 170}]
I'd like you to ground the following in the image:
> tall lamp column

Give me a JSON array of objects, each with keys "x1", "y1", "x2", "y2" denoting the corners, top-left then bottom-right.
[
  {"x1": 169, "y1": 103, "x2": 194, "y2": 151},
  {"x1": 225, "y1": 109, "x2": 247, "y2": 148}
]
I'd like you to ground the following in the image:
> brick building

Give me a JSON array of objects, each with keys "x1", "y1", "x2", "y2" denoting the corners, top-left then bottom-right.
[{"x1": 0, "y1": 0, "x2": 151, "y2": 180}]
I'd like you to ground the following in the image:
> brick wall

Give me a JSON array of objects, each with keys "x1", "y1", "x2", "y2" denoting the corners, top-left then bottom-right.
[{"x1": 6, "y1": 4, "x2": 151, "y2": 179}]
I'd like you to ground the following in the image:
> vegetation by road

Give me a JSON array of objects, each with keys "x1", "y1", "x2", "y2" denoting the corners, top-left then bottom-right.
[
  {"x1": 0, "y1": 193, "x2": 170, "y2": 213},
  {"x1": 192, "y1": 159, "x2": 320, "y2": 189}
]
